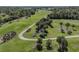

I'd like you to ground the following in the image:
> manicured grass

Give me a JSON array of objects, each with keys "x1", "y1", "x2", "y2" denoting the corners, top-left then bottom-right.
[{"x1": 0, "y1": 10, "x2": 50, "y2": 52}]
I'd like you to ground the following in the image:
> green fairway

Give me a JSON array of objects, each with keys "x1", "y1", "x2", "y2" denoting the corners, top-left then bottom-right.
[{"x1": 0, "y1": 10, "x2": 50, "y2": 52}]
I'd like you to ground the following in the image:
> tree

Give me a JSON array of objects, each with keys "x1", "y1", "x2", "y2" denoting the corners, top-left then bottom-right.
[
  {"x1": 46, "y1": 39, "x2": 53, "y2": 50},
  {"x1": 57, "y1": 36, "x2": 68, "y2": 52},
  {"x1": 0, "y1": 7, "x2": 37, "y2": 25},
  {"x1": 67, "y1": 30, "x2": 72, "y2": 35},
  {"x1": 59, "y1": 22, "x2": 65, "y2": 33},
  {"x1": 35, "y1": 38, "x2": 43, "y2": 51},
  {"x1": 2, "y1": 31, "x2": 16, "y2": 43},
  {"x1": 35, "y1": 17, "x2": 53, "y2": 39},
  {"x1": 65, "y1": 23, "x2": 71, "y2": 34},
  {"x1": 65, "y1": 23, "x2": 70, "y2": 30},
  {"x1": 72, "y1": 24, "x2": 75, "y2": 27},
  {"x1": 72, "y1": 24, "x2": 77, "y2": 31}
]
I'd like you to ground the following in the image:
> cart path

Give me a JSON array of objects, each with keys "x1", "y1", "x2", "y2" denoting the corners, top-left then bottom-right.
[{"x1": 18, "y1": 23, "x2": 79, "y2": 41}]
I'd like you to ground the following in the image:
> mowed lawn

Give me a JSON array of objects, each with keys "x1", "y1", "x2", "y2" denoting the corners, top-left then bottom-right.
[{"x1": 0, "y1": 10, "x2": 50, "y2": 52}]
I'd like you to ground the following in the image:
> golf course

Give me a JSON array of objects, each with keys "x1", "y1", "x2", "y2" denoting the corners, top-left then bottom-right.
[{"x1": 0, "y1": 7, "x2": 79, "y2": 52}]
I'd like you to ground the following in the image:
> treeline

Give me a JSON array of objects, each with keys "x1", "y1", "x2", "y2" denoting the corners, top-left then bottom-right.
[
  {"x1": 48, "y1": 7, "x2": 79, "y2": 20},
  {"x1": 0, "y1": 7, "x2": 37, "y2": 25}
]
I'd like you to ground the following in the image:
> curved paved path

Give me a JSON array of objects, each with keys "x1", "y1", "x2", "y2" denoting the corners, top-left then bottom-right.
[{"x1": 18, "y1": 23, "x2": 79, "y2": 41}]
